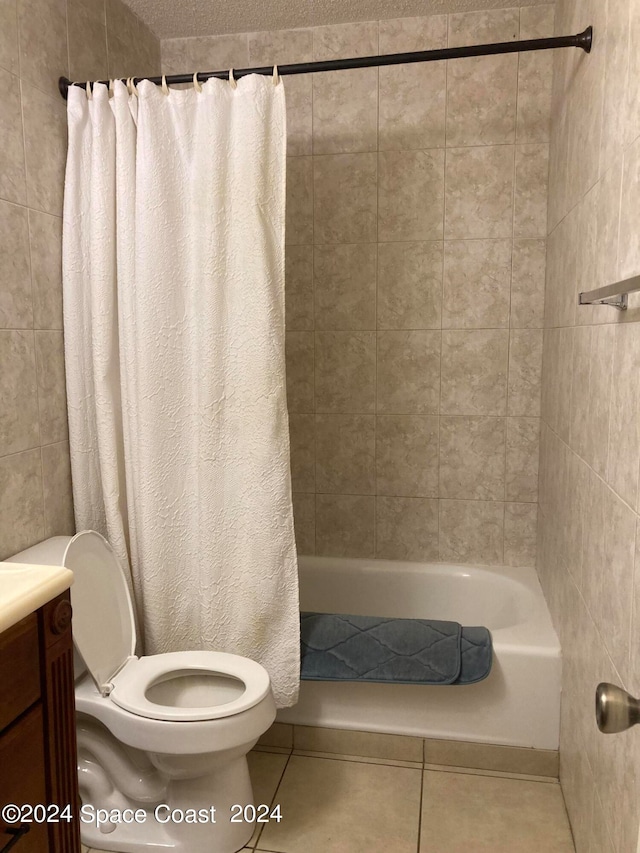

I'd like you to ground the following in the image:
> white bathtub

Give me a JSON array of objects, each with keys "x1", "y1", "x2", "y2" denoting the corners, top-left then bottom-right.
[{"x1": 278, "y1": 556, "x2": 561, "y2": 750}]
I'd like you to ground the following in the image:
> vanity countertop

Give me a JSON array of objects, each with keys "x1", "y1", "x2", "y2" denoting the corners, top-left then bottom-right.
[{"x1": 0, "y1": 563, "x2": 74, "y2": 633}]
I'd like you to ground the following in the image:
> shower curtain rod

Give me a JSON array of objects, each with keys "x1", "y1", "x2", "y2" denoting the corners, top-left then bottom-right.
[{"x1": 58, "y1": 26, "x2": 592, "y2": 100}]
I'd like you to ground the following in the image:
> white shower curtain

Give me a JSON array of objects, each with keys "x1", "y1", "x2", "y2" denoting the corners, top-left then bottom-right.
[{"x1": 63, "y1": 77, "x2": 299, "y2": 707}]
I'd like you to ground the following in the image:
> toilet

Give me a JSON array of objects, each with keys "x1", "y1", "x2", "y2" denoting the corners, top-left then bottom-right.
[{"x1": 8, "y1": 531, "x2": 277, "y2": 853}]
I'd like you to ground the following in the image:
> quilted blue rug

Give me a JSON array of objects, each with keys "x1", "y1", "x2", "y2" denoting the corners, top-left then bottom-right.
[{"x1": 300, "y1": 612, "x2": 492, "y2": 685}]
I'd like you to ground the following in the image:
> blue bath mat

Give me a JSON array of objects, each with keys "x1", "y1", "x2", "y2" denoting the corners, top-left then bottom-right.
[{"x1": 300, "y1": 612, "x2": 492, "y2": 686}]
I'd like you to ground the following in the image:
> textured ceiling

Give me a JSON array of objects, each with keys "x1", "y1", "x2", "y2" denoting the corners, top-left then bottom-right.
[{"x1": 127, "y1": 0, "x2": 553, "y2": 40}]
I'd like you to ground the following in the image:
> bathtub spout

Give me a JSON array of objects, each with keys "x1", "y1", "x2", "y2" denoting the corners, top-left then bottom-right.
[{"x1": 77, "y1": 719, "x2": 167, "y2": 803}]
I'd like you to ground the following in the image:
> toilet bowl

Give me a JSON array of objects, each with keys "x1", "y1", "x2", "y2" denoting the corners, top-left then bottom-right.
[{"x1": 8, "y1": 532, "x2": 278, "y2": 853}]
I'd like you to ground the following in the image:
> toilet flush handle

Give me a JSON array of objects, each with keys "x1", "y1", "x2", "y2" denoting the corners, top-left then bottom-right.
[{"x1": 596, "y1": 683, "x2": 640, "y2": 733}]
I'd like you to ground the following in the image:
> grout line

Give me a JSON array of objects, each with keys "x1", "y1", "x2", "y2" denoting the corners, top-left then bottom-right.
[{"x1": 416, "y1": 762, "x2": 425, "y2": 853}]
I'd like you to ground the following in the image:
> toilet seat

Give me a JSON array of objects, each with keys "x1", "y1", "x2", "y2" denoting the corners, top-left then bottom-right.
[{"x1": 109, "y1": 650, "x2": 271, "y2": 722}]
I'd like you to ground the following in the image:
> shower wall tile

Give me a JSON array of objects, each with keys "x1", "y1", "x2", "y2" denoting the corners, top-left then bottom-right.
[
  {"x1": 312, "y1": 21, "x2": 378, "y2": 62},
  {"x1": 314, "y1": 243, "x2": 376, "y2": 330},
  {"x1": 439, "y1": 499, "x2": 504, "y2": 566},
  {"x1": 442, "y1": 239, "x2": 512, "y2": 330},
  {"x1": 161, "y1": 34, "x2": 248, "y2": 75},
  {"x1": 285, "y1": 331, "x2": 314, "y2": 413},
  {"x1": 0, "y1": 0, "x2": 159, "y2": 557},
  {"x1": 510, "y1": 239, "x2": 546, "y2": 328},
  {"x1": 444, "y1": 145, "x2": 515, "y2": 239},
  {"x1": 17, "y1": 0, "x2": 68, "y2": 100},
  {"x1": 0, "y1": 449, "x2": 44, "y2": 560},
  {"x1": 513, "y1": 143, "x2": 549, "y2": 238},
  {"x1": 314, "y1": 331, "x2": 376, "y2": 413},
  {"x1": 285, "y1": 245, "x2": 313, "y2": 331},
  {"x1": 313, "y1": 153, "x2": 377, "y2": 244},
  {"x1": 504, "y1": 502, "x2": 537, "y2": 567},
  {"x1": 378, "y1": 16, "x2": 447, "y2": 152},
  {"x1": 315, "y1": 494, "x2": 375, "y2": 558},
  {"x1": 292, "y1": 492, "x2": 315, "y2": 555},
  {"x1": 0, "y1": 0, "x2": 19, "y2": 74},
  {"x1": 447, "y1": 8, "x2": 519, "y2": 47},
  {"x1": 41, "y1": 440, "x2": 74, "y2": 538},
  {"x1": 0, "y1": 330, "x2": 39, "y2": 455},
  {"x1": 312, "y1": 69, "x2": 378, "y2": 155},
  {"x1": 286, "y1": 157, "x2": 314, "y2": 245},
  {"x1": 516, "y1": 5, "x2": 554, "y2": 143},
  {"x1": 0, "y1": 200, "x2": 32, "y2": 329},
  {"x1": 506, "y1": 417, "x2": 540, "y2": 502},
  {"x1": 440, "y1": 329, "x2": 509, "y2": 416},
  {"x1": 375, "y1": 496, "x2": 439, "y2": 561},
  {"x1": 439, "y1": 416, "x2": 506, "y2": 501},
  {"x1": 0, "y1": 67, "x2": 27, "y2": 206},
  {"x1": 22, "y1": 82, "x2": 67, "y2": 217},
  {"x1": 377, "y1": 149, "x2": 445, "y2": 242},
  {"x1": 507, "y1": 329, "x2": 543, "y2": 417},
  {"x1": 377, "y1": 241, "x2": 442, "y2": 330},
  {"x1": 446, "y1": 55, "x2": 518, "y2": 147},
  {"x1": 315, "y1": 414, "x2": 375, "y2": 495},
  {"x1": 619, "y1": 136, "x2": 640, "y2": 280},
  {"x1": 375, "y1": 415, "x2": 439, "y2": 498},
  {"x1": 376, "y1": 331, "x2": 441, "y2": 415},
  {"x1": 289, "y1": 414, "x2": 315, "y2": 493}
]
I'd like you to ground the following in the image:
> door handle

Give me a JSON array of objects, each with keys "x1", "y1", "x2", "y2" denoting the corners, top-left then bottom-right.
[{"x1": 596, "y1": 682, "x2": 640, "y2": 733}]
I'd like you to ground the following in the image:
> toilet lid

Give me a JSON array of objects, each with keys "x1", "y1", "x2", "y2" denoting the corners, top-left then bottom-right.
[{"x1": 63, "y1": 531, "x2": 136, "y2": 692}]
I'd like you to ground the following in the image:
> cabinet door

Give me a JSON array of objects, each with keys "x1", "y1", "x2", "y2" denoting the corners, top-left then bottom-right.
[{"x1": 0, "y1": 705, "x2": 49, "y2": 852}]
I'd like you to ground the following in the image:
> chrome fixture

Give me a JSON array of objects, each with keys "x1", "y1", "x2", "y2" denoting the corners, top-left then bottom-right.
[
  {"x1": 595, "y1": 683, "x2": 640, "y2": 733},
  {"x1": 579, "y1": 273, "x2": 640, "y2": 311}
]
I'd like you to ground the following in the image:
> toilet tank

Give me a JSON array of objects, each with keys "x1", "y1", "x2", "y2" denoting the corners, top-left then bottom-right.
[{"x1": 5, "y1": 535, "x2": 86, "y2": 680}]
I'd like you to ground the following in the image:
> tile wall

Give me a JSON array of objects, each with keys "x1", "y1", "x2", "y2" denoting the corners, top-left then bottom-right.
[
  {"x1": 164, "y1": 5, "x2": 553, "y2": 566},
  {"x1": 0, "y1": 0, "x2": 160, "y2": 560},
  {"x1": 538, "y1": 0, "x2": 640, "y2": 850}
]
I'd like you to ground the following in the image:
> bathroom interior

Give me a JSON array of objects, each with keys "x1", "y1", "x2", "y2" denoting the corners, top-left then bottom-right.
[{"x1": 0, "y1": 0, "x2": 639, "y2": 850}]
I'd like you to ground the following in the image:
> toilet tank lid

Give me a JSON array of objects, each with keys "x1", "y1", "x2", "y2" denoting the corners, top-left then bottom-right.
[{"x1": 63, "y1": 531, "x2": 137, "y2": 693}]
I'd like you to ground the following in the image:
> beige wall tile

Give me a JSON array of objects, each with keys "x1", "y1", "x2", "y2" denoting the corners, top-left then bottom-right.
[
  {"x1": 378, "y1": 149, "x2": 445, "y2": 242},
  {"x1": 506, "y1": 417, "x2": 539, "y2": 502},
  {"x1": 162, "y1": 35, "x2": 248, "y2": 75},
  {"x1": 0, "y1": 200, "x2": 31, "y2": 328},
  {"x1": 444, "y1": 145, "x2": 515, "y2": 239},
  {"x1": 377, "y1": 241, "x2": 442, "y2": 330},
  {"x1": 508, "y1": 329, "x2": 543, "y2": 417},
  {"x1": 41, "y1": 440, "x2": 74, "y2": 538},
  {"x1": 285, "y1": 331, "x2": 314, "y2": 413},
  {"x1": 34, "y1": 330, "x2": 67, "y2": 444},
  {"x1": 313, "y1": 68, "x2": 377, "y2": 155},
  {"x1": 22, "y1": 82, "x2": 67, "y2": 217},
  {"x1": 504, "y1": 502, "x2": 537, "y2": 567},
  {"x1": 314, "y1": 153, "x2": 377, "y2": 244},
  {"x1": 315, "y1": 414, "x2": 375, "y2": 494},
  {"x1": 248, "y1": 28, "x2": 312, "y2": 66},
  {"x1": 312, "y1": 21, "x2": 378, "y2": 62},
  {"x1": 281, "y1": 75, "x2": 313, "y2": 157},
  {"x1": 105, "y1": 0, "x2": 138, "y2": 49},
  {"x1": 0, "y1": 67, "x2": 27, "y2": 205},
  {"x1": 447, "y1": 55, "x2": 517, "y2": 147},
  {"x1": 627, "y1": 0, "x2": 640, "y2": 146},
  {"x1": 17, "y1": 0, "x2": 68, "y2": 100},
  {"x1": 294, "y1": 725, "x2": 422, "y2": 762},
  {"x1": 440, "y1": 329, "x2": 509, "y2": 416},
  {"x1": 583, "y1": 324, "x2": 614, "y2": 478},
  {"x1": 285, "y1": 245, "x2": 313, "y2": 331},
  {"x1": 376, "y1": 415, "x2": 438, "y2": 498},
  {"x1": 0, "y1": 0, "x2": 19, "y2": 73},
  {"x1": 316, "y1": 493, "x2": 375, "y2": 558},
  {"x1": 0, "y1": 448, "x2": 44, "y2": 559},
  {"x1": 439, "y1": 499, "x2": 504, "y2": 566},
  {"x1": 106, "y1": 32, "x2": 137, "y2": 79},
  {"x1": 514, "y1": 143, "x2": 549, "y2": 239},
  {"x1": 376, "y1": 496, "x2": 438, "y2": 561},
  {"x1": 315, "y1": 331, "x2": 375, "y2": 413},
  {"x1": 68, "y1": 0, "x2": 108, "y2": 82},
  {"x1": 619, "y1": 135, "x2": 640, "y2": 279},
  {"x1": 286, "y1": 156, "x2": 313, "y2": 245},
  {"x1": 448, "y1": 8, "x2": 519, "y2": 47},
  {"x1": 376, "y1": 331, "x2": 441, "y2": 415},
  {"x1": 29, "y1": 210, "x2": 62, "y2": 329},
  {"x1": 292, "y1": 492, "x2": 315, "y2": 555},
  {"x1": 289, "y1": 414, "x2": 315, "y2": 493},
  {"x1": 439, "y1": 416, "x2": 506, "y2": 501},
  {"x1": 510, "y1": 239, "x2": 546, "y2": 329},
  {"x1": 607, "y1": 323, "x2": 640, "y2": 509},
  {"x1": 314, "y1": 243, "x2": 376, "y2": 330},
  {"x1": 0, "y1": 330, "x2": 39, "y2": 454},
  {"x1": 424, "y1": 736, "x2": 558, "y2": 776},
  {"x1": 442, "y1": 239, "x2": 511, "y2": 329},
  {"x1": 516, "y1": 6, "x2": 554, "y2": 143}
]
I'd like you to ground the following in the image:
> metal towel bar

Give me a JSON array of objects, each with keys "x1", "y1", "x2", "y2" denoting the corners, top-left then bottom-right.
[{"x1": 578, "y1": 274, "x2": 640, "y2": 310}]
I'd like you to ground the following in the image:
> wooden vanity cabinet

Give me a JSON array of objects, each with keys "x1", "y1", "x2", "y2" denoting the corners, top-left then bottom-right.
[{"x1": 0, "y1": 591, "x2": 80, "y2": 853}]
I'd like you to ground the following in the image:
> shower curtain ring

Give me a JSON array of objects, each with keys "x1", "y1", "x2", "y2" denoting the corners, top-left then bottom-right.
[
  {"x1": 193, "y1": 71, "x2": 203, "y2": 92},
  {"x1": 161, "y1": 74, "x2": 169, "y2": 95},
  {"x1": 272, "y1": 64, "x2": 280, "y2": 85},
  {"x1": 86, "y1": 80, "x2": 93, "y2": 100},
  {"x1": 229, "y1": 67, "x2": 237, "y2": 89}
]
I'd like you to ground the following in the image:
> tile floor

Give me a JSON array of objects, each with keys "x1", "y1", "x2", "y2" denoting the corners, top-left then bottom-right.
[{"x1": 83, "y1": 743, "x2": 575, "y2": 853}]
